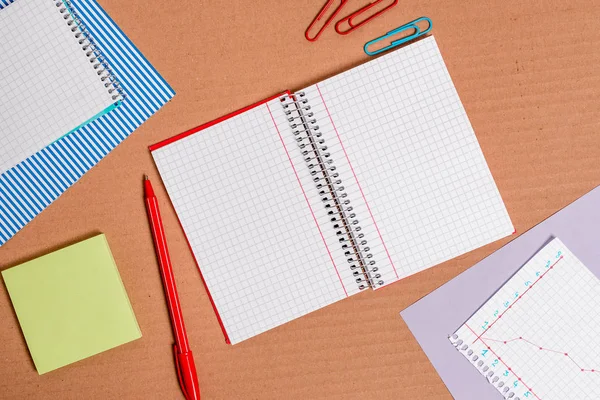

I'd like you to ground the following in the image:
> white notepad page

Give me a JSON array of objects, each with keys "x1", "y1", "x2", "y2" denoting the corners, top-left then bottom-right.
[
  {"x1": 152, "y1": 101, "x2": 356, "y2": 344},
  {"x1": 0, "y1": 0, "x2": 117, "y2": 174},
  {"x1": 450, "y1": 238, "x2": 600, "y2": 400},
  {"x1": 301, "y1": 36, "x2": 514, "y2": 284},
  {"x1": 152, "y1": 35, "x2": 514, "y2": 343},
  {"x1": 267, "y1": 97, "x2": 367, "y2": 295}
]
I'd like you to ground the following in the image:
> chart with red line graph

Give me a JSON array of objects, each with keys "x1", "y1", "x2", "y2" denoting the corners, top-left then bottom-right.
[{"x1": 449, "y1": 238, "x2": 600, "y2": 400}]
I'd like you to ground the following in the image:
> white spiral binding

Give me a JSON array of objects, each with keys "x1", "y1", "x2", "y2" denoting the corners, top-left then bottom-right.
[
  {"x1": 55, "y1": 0, "x2": 124, "y2": 103},
  {"x1": 449, "y1": 334, "x2": 522, "y2": 400},
  {"x1": 279, "y1": 92, "x2": 383, "y2": 290}
]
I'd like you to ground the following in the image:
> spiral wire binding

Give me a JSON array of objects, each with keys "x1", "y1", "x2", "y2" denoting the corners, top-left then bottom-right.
[
  {"x1": 279, "y1": 92, "x2": 383, "y2": 290},
  {"x1": 55, "y1": 0, "x2": 124, "y2": 103},
  {"x1": 449, "y1": 334, "x2": 521, "y2": 400}
]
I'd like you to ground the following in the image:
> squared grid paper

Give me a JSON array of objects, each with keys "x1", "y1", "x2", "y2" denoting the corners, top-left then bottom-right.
[
  {"x1": 303, "y1": 36, "x2": 514, "y2": 283},
  {"x1": 152, "y1": 104, "x2": 349, "y2": 344},
  {"x1": 294, "y1": 86, "x2": 399, "y2": 288},
  {"x1": 0, "y1": 0, "x2": 115, "y2": 174},
  {"x1": 0, "y1": 0, "x2": 174, "y2": 247},
  {"x1": 450, "y1": 238, "x2": 600, "y2": 400},
  {"x1": 267, "y1": 97, "x2": 363, "y2": 295}
]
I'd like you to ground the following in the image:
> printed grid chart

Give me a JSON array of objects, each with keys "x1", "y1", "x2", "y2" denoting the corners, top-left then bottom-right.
[
  {"x1": 152, "y1": 104, "x2": 350, "y2": 344},
  {"x1": 450, "y1": 238, "x2": 600, "y2": 400},
  {"x1": 304, "y1": 36, "x2": 514, "y2": 283},
  {"x1": 0, "y1": 0, "x2": 116, "y2": 174}
]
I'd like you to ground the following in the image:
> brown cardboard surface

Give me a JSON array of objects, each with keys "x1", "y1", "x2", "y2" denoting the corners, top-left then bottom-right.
[{"x1": 1, "y1": 0, "x2": 600, "y2": 398}]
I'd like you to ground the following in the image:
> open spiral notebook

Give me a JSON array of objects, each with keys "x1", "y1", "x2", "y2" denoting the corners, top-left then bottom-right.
[{"x1": 150, "y1": 36, "x2": 514, "y2": 344}]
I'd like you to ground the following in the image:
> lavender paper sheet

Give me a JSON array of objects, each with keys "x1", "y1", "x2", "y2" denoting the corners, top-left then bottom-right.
[{"x1": 400, "y1": 185, "x2": 600, "y2": 399}]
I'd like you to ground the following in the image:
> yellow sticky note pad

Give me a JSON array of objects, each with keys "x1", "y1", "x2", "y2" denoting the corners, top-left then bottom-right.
[{"x1": 2, "y1": 234, "x2": 141, "y2": 374}]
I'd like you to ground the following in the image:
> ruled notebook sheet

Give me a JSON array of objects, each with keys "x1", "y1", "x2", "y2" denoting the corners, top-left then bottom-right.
[
  {"x1": 301, "y1": 36, "x2": 514, "y2": 284},
  {"x1": 152, "y1": 101, "x2": 356, "y2": 344},
  {"x1": 0, "y1": 0, "x2": 117, "y2": 174},
  {"x1": 449, "y1": 238, "x2": 600, "y2": 400}
]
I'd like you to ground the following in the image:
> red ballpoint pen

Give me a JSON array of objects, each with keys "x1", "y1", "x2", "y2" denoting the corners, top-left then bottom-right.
[{"x1": 144, "y1": 175, "x2": 201, "y2": 400}]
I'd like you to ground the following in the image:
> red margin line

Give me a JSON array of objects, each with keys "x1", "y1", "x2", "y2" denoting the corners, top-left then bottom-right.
[
  {"x1": 465, "y1": 324, "x2": 541, "y2": 400},
  {"x1": 266, "y1": 101, "x2": 348, "y2": 297},
  {"x1": 315, "y1": 83, "x2": 399, "y2": 279},
  {"x1": 474, "y1": 256, "x2": 563, "y2": 343}
]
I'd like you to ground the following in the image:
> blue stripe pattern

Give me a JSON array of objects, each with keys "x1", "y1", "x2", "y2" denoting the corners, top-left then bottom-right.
[{"x1": 0, "y1": 0, "x2": 175, "y2": 246}]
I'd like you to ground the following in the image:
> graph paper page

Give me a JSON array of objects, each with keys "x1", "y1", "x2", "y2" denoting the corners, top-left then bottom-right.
[
  {"x1": 301, "y1": 36, "x2": 513, "y2": 284},
  {"x1": 449, "y1": 238, "x2": 600, "y2": 400},
  {"x1": 266, "y1": 96, "x2": 364, "y2": 295},
  {"x1": 294, "y1": 86, "x2": 399, "y2": 288},
  {"x1": 0, "y1": 0, "x2": 116, "y2": 174},
  {"x1": 151, "y1": 101, "x2": 350, "y2": 344}
]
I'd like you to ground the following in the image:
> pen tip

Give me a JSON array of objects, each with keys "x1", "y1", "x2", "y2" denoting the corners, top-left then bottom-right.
[{"x1": 144, "y1": 174, "x2": 149, "y2": 181}]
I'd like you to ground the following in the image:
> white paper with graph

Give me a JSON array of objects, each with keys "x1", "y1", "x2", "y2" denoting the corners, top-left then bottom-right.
[
  {"x1": 152, "y1": 35, "x2": 514, "y2": 344},
  {"x1": 449, "y1": 238, "x2": 600, "y2": 400}
]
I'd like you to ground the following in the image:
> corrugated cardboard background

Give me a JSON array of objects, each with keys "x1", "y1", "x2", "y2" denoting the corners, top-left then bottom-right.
[{"x1": 1, "y1": 0, "x2": 600, "y2": 398}]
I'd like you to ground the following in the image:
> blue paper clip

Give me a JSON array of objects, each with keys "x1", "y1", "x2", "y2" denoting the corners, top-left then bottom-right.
[{"x1": 364, "y1": 17, "x2": 432, "y2": 56}]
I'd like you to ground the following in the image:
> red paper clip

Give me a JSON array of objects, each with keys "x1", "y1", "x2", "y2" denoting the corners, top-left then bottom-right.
[
  {"x1": 305, "y1": 0, "x2": 350, "y2": 42},
  {"x1": 335, "y1": 0, "x2": 399, "y2": 35}
]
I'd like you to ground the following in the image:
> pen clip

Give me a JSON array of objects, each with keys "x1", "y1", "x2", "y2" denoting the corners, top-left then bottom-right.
[
  {"x1": 335, "y1": 0, "x2": 399, "y2": 35},
  {"x1": 173, "y1": 344, "x2": 189, "y2": 400},
  {"x1": 363, "y1": 16, "x2": 432, "y2": 56},
  {"x1": 305, "y1": 0, "x2": 349, "y2": 42}
]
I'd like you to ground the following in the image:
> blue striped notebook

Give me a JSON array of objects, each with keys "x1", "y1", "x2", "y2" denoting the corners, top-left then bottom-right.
[{"x1": 0, "y1": 0, "x2": 175, "y2": 246}]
